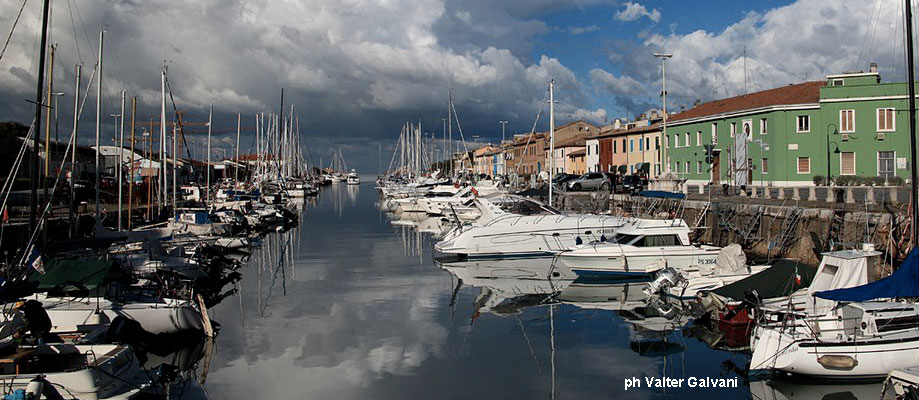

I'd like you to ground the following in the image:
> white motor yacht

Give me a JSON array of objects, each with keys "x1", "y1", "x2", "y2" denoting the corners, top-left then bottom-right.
[
  {"x1": 435, "y1": 196, "x2": 630, "y2": 260},
  {"x1": 555, "y1": 220, "x2": 720, "y2": 279}
]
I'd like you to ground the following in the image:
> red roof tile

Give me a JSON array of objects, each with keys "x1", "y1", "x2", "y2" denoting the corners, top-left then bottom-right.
[{"x1": 669, "y1": 81, "x2": 824, "y2": 123}]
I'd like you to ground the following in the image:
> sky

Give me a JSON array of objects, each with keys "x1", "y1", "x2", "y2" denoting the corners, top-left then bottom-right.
[{"x1": 0, "y1": 0, "x2": 912, "y2": 173}]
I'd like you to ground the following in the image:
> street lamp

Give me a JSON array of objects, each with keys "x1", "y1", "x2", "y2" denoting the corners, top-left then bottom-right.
[
  {"x1": 826, "y1": 123, "x2": 839, "y2": 185},
  {"x1": 499, "y1": 120, "x2": 508, "y2": 143},
  {"x1": 654, "y1": 52, "x2": 673, "y2": 173}
]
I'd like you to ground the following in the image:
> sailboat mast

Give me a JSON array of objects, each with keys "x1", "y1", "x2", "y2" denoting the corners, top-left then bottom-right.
[
  {"x1": 206, "y1": 103, "x2": 212, "y2": 204},
  {"x1": 29, "y1": 0, "x2": 51, "y2": 235},
  {"x1": 69, "y1": 65, "x2": 81, "y2": 237},
  {"x1": 548, "y1": 79, "x2": 555, "y2": 206},
  {"x1": 117, "y1": 90, "x2": 125, "y2": 231},
  {"x1": 908, "y1": 0, "x2": 919, "y2": 248},
  {"x1": 94, "y1": 30, "x2": 104, "y2": 230},
  {"x1": 159, "y1": 66, "x2": 166, "y2": 215},
  {"x1": 448, "y1": 88, "x2": 453, "y2": 175},
  {"x1": 235, "y1": 113, "x2": 241, "y2": 183}
]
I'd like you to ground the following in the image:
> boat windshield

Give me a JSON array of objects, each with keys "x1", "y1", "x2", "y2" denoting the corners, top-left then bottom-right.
[{"x1": 611, "y1": 233, "x2": 639, "y2": 245}]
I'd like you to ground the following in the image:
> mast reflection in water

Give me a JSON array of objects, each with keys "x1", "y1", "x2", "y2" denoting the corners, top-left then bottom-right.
[{"x1": 202, "y1": 182, "x2": 880, "y2": 399}]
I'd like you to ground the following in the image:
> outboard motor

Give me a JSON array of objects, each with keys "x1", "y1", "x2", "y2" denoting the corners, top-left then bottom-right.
[{"x1": 643, "y1": 268, "x2": 685, "y2": 296}]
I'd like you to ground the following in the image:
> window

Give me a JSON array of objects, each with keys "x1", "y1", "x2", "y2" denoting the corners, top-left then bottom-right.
[
  {"x1": 685, "y1": 132, "x2": 691, "y2": 146},
  {"x1": 673, "y1": 134, "x2": 679, "y2": 148},
  {"x1": 761, "y1": 158, "x2": 768, "y2": 174},
  {"x1": 646, "y1": 138, "x2": 650, "y2": 151},
  {"x1": 797, "y1": 157, "x2": 810, "y2": 174},
  {"x1": 674, "y1": 162, "x2": 680, "y2": 173},
  {"x1": 655, "y1": 163, "x2": 660, "y2": 175},
  {"x1": 696, "y1": 161, "x2": 702, "y2": 174},
  {"x1": 831, "y1": 79, "x2": 844, "y2": 86},
  {"x1": 840, "y1": 110, "x2": 855, "y2": 133},
  {"x1": 622, "y1": 139, "x2": 626, "y2": 152},
  {"x1": 743, "y1": 121, "x2": 753, "y2": 142},
  {"x1": 840, "y1": 152, "x2": 855, "y2": 175},
  {"x1": 587, "y1": 146, "x2": 590, "y2": 155},
  {"x1": 696, "y1": 131, "x2": 702, "y2": 145},
  {"x1": 730, "y1": 122, "x2": 736, "y2": 138},
  {"x1": 635, "y1": 234, "x2": 682, "y2": 247},
  {"x1": 655, "y1": 137, "x2": 660, "y2": 150},
  {"x1": 613, "y1": 141, "x2": 617, "y2": 153},
  {"x1": 879, "y1": 151, "x2": 895, "y2": 179},
  {"x1": 639, "y1": 138, "x2": 643, "y2": 151},
  {"x1": 630, "y1": 139, "x2": 634, "y2": 152},
  {"x1": 877, "y1": 108, "x2": 895, "y2": 132},
  {"x1": 760, "y1": 118, "x2": 767, "y2": 134},
  {"x1": 796, "y1": 115, "x2": 810, "y2": 132},
  {"x1": 685, "y1": 161, "x2": 690, "y2": 174}
]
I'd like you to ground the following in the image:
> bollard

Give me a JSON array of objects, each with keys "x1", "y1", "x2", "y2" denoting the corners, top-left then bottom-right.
[
  {"x1": 740, "y1": 186, "x2": 748, "y2": 197},
  {"x1": 827, "y1": 186, "x2": 836, "y2": 203},
  {"x1": 866, "y1": 186, "x2": 876, "y2": 205},
  {"x1": 698, "y1": 184, "x2": 704, "y2": 195},
  {"x1": 682, "y1": 184, "x2": 689, "y2": 195},
  {"x1": 750, "y1": 186, "x2": 757, "y2": 198},
  {"x1": 845, "y1": 186, "x2": 855, "y2": 204},
  {"x1": 890, "y1": 187, "x2": 899, "y2": 204},
  {"x1": 807, "y1": 187, "x2": 817, "y2": 201},
  {"x1": 764, "y1": 186, "x2": 772, "y2": 199},
  {"x1": 792, "y1": 187, "x2": 800, "y2": 201},
  {"x1": 777, "y1": 187, "x2": 785, "y2": 199}
]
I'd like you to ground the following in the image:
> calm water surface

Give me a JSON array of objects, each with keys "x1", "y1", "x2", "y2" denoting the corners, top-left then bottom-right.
[{"x1": 203, "y1": 182, "x2": 881, "y2": 399}]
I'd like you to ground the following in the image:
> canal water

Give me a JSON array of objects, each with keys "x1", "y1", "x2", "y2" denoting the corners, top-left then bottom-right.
[{"x1": 203, "y1": 182, "x2": 882, "y2": 399}]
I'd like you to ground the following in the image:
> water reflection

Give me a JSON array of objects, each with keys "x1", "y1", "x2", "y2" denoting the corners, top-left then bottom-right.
[{"x1": 200, "y1": 183, "x2": 882, "y2": 399}]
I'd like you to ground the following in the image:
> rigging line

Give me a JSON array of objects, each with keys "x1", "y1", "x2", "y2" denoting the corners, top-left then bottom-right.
[
  {"x1": 65, "y1": 0, "x2": 81, "y2": 63},
  {"x1": 0, "y1": 0, "x2": 28, "y2": 65},
  {"x1": 449, "y1": 100, "x2": 469, "y2": 154},
  {"x1": 513, "y1": 87, "x2": 550, "y2": 173},
  {"x1": 69, "y1": 0, "x2": 95, "y2": 59},
  {"x1": 163, "y1": 72, "x2": 195, "y2": 163},
  {"x1": 856, "y1": 0, "x2": 884, "y2": 70}
]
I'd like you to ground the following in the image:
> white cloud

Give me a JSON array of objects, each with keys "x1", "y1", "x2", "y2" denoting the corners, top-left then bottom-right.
[
  {"x1": 600, "y1": 1, "x2": 905, "y2": 115},
  {"x1": 590, "y1": 68, "x2": 645, "y2": 95},
  {"x1": 614, "y1": 2, "x2": 661, "y2": 23},
  {"x1": 568, "y1": 25, "x2": 601, "y2": 35}
]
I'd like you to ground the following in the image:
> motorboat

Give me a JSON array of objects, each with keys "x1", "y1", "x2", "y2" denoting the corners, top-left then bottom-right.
[
  {"x1": 554, "y1": 220, "x2": 721, "y2": 279},
  {"x1": 346, "y1": 170, "x2": 360, "y2": 185},
  {"x1": 643, "y1": 244, "x2": 771, "y2": 299},
  {"x1": 435, "y1": 196, "x2": 632, "y2": 260},
  {"x1": 749, "y1": 248, "x2": 919, "y2": 380}
]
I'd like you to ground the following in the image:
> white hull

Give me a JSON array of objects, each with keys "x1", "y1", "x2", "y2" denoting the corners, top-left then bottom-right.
[
  {"x1": 436, "y1": 215, "x2": 649, "y2": 259},
  {"x1": 0, "y1": 344, "x2": 152, "y2": 400},
  {"x1": 558, "y1": 245, "x2": 721, "y2": 278},
  {"x1": 750, "y1": 325, "x2": 919, "y2": 379},
  {"x1": 27, "y1": 295, "x2": 205, "y2": 334}
]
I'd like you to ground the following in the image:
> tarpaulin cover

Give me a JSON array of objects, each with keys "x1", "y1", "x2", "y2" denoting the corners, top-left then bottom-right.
[
  {"x1": 31, "y1": 259, "x2": 115, "y2": 293},
  {"x1": 712, "y1": 259, "x2": 816, "y2": 301},
  {"x1": 637, "y1": 190, "x2": 685, "y2": 199},
  {"x1": 815, "y1": 248, "x2": 919, "y2": 301}
]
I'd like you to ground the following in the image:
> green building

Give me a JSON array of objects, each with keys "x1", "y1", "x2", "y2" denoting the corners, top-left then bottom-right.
[{"x1": 666, "y1": 64, "x2": 911, "y2": 187}]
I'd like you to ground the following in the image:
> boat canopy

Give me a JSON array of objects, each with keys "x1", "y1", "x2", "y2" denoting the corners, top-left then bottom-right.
[
  {"x1": 816, "y1": 248, "x2": 919, "y2": 301},
  {"x1": 31, "y1": 259, "x2": 115, "y2": 294},
  {"x1": 711, "y1": 259, "x2": 816, "y2": 301},
  {"x1": 637, "y1": 190, "x2": 685, "y2": 199}
]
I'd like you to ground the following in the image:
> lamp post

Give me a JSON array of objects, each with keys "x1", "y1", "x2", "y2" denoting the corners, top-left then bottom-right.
[
  {"x1": 826, "y1": 123, "x2": 839, "y2": 185},
  {"x1": 654, "y1": 52, "x2": 673, "y2": 173},
  {"x1": 499, "y1": 120, "x2": 508, "y2": 143}
]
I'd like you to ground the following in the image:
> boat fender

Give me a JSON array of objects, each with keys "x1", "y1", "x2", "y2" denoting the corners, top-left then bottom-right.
[
  {"x1": 575, "y1": 236, "x2": 583, "y2": 245},
  {"x1": 600, "y1": 234, "x2": 607, "y2": 242},
  {"x1": 25, "y1": 376, "x2": 43, "y2": 398},
  {"x1": 817, "y1": 355, "x2": 858, "y2": 370}
]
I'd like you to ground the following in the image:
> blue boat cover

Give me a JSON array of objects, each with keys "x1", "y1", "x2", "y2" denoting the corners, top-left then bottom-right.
[
  {"x1": 815, "y1": 248, "x2": 919, "y2": 301},
  {"x1": 637, "y1": 190, "x2": 685, "y2": 199}
]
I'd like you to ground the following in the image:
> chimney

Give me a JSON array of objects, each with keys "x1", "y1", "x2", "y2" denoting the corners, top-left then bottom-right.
[{"x1": 869, "y1": 62, "x2": 878, "y2": 73}]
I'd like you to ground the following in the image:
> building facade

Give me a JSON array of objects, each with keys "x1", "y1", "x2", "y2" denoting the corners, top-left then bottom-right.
[{"x1": 666, "y1": 67, "x2": 911, "y2": 187}]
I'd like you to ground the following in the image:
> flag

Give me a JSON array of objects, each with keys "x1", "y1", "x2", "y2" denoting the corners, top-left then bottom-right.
[
  {"x1": 795, "y1": 273, "x2": 802, "y2": 286},
  {"x1": 2, "y1": 206, "x2": 7, "y2": 224},
  {"x1": 25, "y1": 247, "x2": 44, "y2": 275}
]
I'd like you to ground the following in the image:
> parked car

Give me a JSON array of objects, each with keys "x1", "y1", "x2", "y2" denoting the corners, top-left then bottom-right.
[
  {"x1": 620, "y1": 174, "x2": 648, "y2": 194},
  {"x1": 553, "y1": 173, "x2": 579, "y2": 189},
  {"x1": 566, "y1": 172, "x2": 610, "y2": 191}
]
